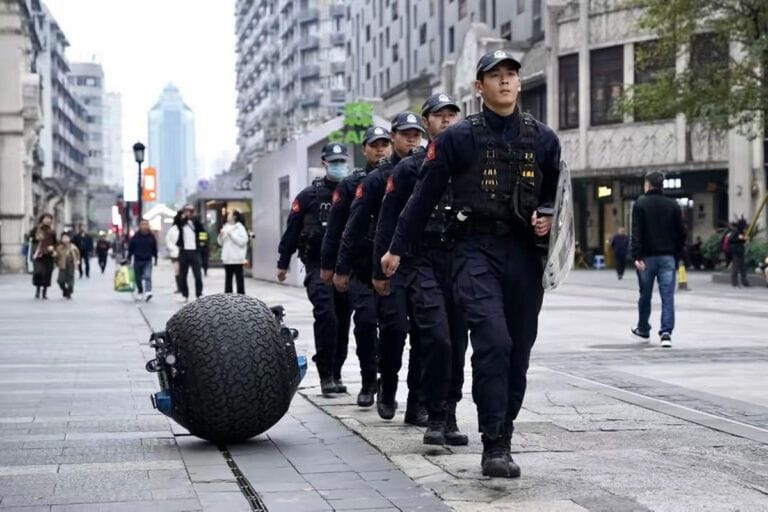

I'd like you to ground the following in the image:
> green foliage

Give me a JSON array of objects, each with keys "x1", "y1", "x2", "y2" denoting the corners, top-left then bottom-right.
[
  {"x1": 746, "y1": 238, "x2": 768, "y2": 270},
  {"x1": 701, "y1": 230, "x2": 726, "y2": 267},
  {"x1": 620, "y1": 0, "x2": 768, "y2": 136},
  {"x1": 329, "y1": 102, "x2": 375, "y2": 145}
]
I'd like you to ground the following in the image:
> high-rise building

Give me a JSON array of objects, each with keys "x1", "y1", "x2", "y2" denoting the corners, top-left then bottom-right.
[
  {"x1": 103, "y1": 92, "x2": 123, "y2": 188},
  {"x1": 0, "y1": 0, "x2": 43, "y2": 272},
  {"x1": 234, "y1": 0, "x2": 348, "y2": 166},
  {"x1": 347, "y1": 0, "x2": 542, "y2": 117},
  {"x1": 147, "y1": 84, "x2": 196, "y2": 207},
  {"x1": 35, "y1": 1, "x2": 89, "y2": 229},
  {"x1": 69, "y1": 62, "x2": 105, "y2": 186}
]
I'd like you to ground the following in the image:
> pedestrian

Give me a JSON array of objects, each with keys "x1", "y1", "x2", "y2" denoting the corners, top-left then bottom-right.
[
  {"x1": 55, "y1": 232, "x2": 80, "y2": 299},
  {"x1": 277, "y1": 143, "x2": 353, "y2": 396},
  {"x1": 630, "y1": 170, "x2": 687, "y2": 347},
  {"x1": 610, "y1": 227, "x2": 629, "y2": 279},
  {"x1": 219, "y1": 209, "x2": 249, "y2": 294},
  {"x1": 381, "y1": 50, "x2": 562, "y2": 478},
  {"x1": 689, "y1": 235, "x2": 703, "y2": 270},
  {"x1": 336, "y1": 111, "x2": 428, "y2": 427},
  {"x1": 374, "y1": 93, "x2": 469, "y2": 446},
  {"x1": 30, "y1": 213, "x2": 57, "y2": 299},
  {"x1": 95, "y1": 231, "x2": 110, "y2": 273},
  {"x1": 728, "y1": 217, "x2": 750, "y2": 287},
  {"x1": 128, "y1": 219, "x2": 158, "y2": 302},
  {"x1": 199, "y1": 223, "x2": 211, "y2": 277},
  {"x1": 72, "y1": 224, "x2": 93, "y2": 278},
  {"x1": 176, "y1": 205, "x2": 205, "y2": 302},
  {"x1": 165, "y1": 211, "x2": 182, "y2": 293},
  {"x1": 320, "y1": 128, "x2": 391, "y2": 406}
]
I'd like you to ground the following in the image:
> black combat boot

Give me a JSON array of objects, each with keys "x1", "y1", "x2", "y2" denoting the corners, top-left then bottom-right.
[
  {"x1": 333, "y1": 377, "x2": 347, "y2": 394},
  {"x1": 444, "y1": 402, "x2": 468, "y2": 446},
  {"x1": 422, "y1": 404, "x2": 446, "y2": 445},
  {"x1": 404, "y1": 392, "x2": 428, "y2": 427},
  {"x1": 376, "y1": 379, "x2": 397, "y2": 420},
  {"x1": 35, "y1": 286, "x2": 40, "y2": 299},
  {"x1": 320, "y1": 376, "x2": 337, "y2": 397},
  {"x1": 357, "y1": 379, "x2": 377, "y2": 407},
  {"x1": 481, "y1": 435, "x2": 520, "y2": 478}
]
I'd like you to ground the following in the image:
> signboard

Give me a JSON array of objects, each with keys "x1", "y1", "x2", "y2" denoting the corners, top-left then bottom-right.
[{"x1": 142, "y1": 167, "x2": 157, "y2": 201}]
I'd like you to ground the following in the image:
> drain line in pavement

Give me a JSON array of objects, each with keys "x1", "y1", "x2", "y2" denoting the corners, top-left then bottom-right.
[{"x1": 218, "y1": 446, "x2": 269, "y2": 511}]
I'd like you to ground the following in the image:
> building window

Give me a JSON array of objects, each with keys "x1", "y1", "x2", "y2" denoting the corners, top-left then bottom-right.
[
  {"x1": 634, "y1": 40, "x2": 675, "y2": 121},
  {"x1": 386, "y1": 68, "x2": 390, "y2": 89},
  {"x1": 366, "y1": 62, "x2": 371, "y2": 79},
  {"x1": 522, "y1": 84, "x2": 546, "y2": 123},
  {"x1": 366, "y1": 24, "x2": 371, "y2": 41},
  {"x1": 691, "y1": 32, "x2": 728, "y2": 81},
  {"x1": 419, "y1": 23, "x2": 427, "y2": 45},
  {"x1": 392, "y1": 0, "x2": 398, "y2": 20},
  {"x1": 458, "y1": 0, "x2": 467, "y2": 19},
  {"x1": 413, "y1": 5, "x2": 417, "y2": 28},
  {"x1": 559, "y1": 54, "x2": 579, "y2": 129},
  {"x1": 532, "y1": 0, "x2": 542, "y2": 39},
  {"x1": 386, "y1": 27, "x2": 390, "y2": 47},
  {"x1": 279, "y1": 177, "x2": 290, "y2": 235},
  {"x1": 517, "y1": 0, "x2": 524, "y2": 14},
  {"x1": 500, "y1": 21, "x2": 511, "y2": 41},
  {"x1": 413, "y1": 49, "x2": 418, "y2": 73},
  {"x1": 393, "y1": 42, "x2": 399, "y2": 62},
  {"x1": 448, "y1": 26, "x2": 454, "y2": 53},
  {"x1": 479, "y1": 0, "x2": 487, "y2": 22},
  {"x1": 590, "y1": 45, "x2": 624, "y2": 125}
]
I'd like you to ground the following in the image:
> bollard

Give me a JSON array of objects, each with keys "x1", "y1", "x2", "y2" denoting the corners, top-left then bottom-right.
[{"x1": 677, "y1": 265, "x2": 690, "y2": 291}]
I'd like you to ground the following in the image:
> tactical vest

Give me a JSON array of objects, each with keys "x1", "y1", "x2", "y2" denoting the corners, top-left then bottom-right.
[
  {"x1": 451, "y1": 112, "x2": 541, "y2": 228},
  {"x1": 298, "y1": 177, "x2": 333, "y2": 261}
]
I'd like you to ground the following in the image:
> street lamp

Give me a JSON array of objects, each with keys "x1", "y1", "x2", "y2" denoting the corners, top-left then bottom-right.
[{"x1": 133, "y1": 142, "x2": 146, "y2": 223}]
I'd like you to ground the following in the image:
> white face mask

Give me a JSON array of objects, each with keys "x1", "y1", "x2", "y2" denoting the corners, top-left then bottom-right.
[{"x1": 327, "y1": 162, "x2": 350, "y2": 181}]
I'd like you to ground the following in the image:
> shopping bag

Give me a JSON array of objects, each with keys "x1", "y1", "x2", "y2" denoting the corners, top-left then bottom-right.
[{"x1": 114, "y1": 263, "x2": 136, "y2": 292}]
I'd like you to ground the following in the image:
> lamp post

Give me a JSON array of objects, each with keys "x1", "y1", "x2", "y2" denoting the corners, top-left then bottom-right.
[{"x1": 133, "y1": 142, "x2": 146, "y2": 225}]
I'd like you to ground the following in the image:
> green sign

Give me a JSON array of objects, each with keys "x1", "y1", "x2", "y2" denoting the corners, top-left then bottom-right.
[{"x1": 329, "y1": 102, "x2": 374, "y2": 145}]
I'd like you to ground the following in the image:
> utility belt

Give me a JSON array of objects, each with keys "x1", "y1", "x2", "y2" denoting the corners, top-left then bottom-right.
[{"x1": 297, "y1": 232, "x2": 322, "y2": 262}]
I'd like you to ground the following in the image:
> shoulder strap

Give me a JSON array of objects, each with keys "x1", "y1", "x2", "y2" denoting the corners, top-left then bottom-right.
[{"x1": 520, "y1": 112, "x2": 539, "y2": 147}]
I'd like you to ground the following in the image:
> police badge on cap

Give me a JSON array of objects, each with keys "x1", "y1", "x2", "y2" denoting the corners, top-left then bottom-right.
[{"x1": 476, "y1": 49, "x2": 521, "y2": 79}]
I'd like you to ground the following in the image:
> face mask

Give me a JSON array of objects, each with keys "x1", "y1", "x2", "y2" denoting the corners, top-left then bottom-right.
[{"x1": 327, "y1": 162, "x2": 350, "y2": 181}]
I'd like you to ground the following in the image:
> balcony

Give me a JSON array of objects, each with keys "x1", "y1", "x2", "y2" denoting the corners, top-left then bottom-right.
[
  {"x1": 330, "y1": 61, "x2": 346, "y2": 74},
  {"x1": 329, "y1": 4, "x2": 346, "y2": 17},
  {"x1": 299, "y1": 64, "x2": 320, "y2": 79},
  {"x1": 330, "y1": 32, "x2": 346, "y2": 46},
  {"x1": 297, "y1": 7, "x2": 319, "y2": 24},
  {"x1": 299, "y1": 91, "x2": 322, "y2": 108},
  {"x1": 330, "y1": 89, "x2": 346, "y2": 104},
  {"x1": 298, "y1": 35, "x2": 319, "y2": 51}
]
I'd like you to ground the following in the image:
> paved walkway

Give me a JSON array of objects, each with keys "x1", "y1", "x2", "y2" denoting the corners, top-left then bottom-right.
[{"x1": 1, "y1": 261, "x2": 766, "y2": 511}]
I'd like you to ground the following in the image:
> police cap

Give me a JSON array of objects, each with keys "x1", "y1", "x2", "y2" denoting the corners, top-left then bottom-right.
[
  {"x1": 390, "y1": 111, "x2": 426, "y2": 133},
  {"x1": 421, "y1": 93, "x2": 460, "y2": 117},
  {"x1": 476, "y1": 49, "x2": 521, "y2": 79},
  {"x1": 321, "y1": 143, "x2": 349, "y2": 162},
  {"x1": 362, "y1": 126, "x2": 391, "y2": 146}
]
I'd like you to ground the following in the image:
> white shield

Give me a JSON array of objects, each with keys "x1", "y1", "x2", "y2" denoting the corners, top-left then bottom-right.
[{"x1": 542, "y1": 160, "x2": 575, "y2": 290}]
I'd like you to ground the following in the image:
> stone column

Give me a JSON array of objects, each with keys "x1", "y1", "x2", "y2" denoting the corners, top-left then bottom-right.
[{"x1": 577, "y1": 0, "x2": 590, "y2": 170}]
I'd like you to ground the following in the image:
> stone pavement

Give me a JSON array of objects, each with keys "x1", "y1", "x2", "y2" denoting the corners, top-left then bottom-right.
[{"x1": 1, "y1": 260, "x2": 767, "y2": 512}]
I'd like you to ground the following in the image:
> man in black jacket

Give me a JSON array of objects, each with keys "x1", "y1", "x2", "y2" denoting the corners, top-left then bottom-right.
[
  {"x1": 630, "y1": 171, "x2": 687, "y2": 347},
  {"x1": 128, "y1": 219, "x2": 158, "y2": 302},
  {"x1": 73, "y1": 224, "x2": 93, "y2": 278},
  {"x1": 176, "y1": 205, "x2": 205, "y2": 302}
]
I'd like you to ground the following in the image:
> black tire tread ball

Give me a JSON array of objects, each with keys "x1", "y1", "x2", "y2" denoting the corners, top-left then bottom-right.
[{"x1": 165, "y1": 294, "x2": 299, "y2": 443}]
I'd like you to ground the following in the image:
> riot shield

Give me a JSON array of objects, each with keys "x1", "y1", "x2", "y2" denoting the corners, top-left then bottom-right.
[{"x1": 542, "y1": 160, "x2": 575, "y2": 290}]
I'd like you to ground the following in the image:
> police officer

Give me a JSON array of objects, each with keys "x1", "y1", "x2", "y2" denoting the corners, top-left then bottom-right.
[
  {"x1": 277, "y1": 143, "x2": 353, "y2": 397},
  {"x1": 373, "y1": 93, "x2": 468, "y2": 447},
  {"x1": 337, "y1": 112, "x2": 427, "y2": 426},
  {"x1": 320, "y1": 128, "x2": 391, "y2": 407},
  {"x1": 382, "y1": 51, "x2": 561, "y2": 477}
]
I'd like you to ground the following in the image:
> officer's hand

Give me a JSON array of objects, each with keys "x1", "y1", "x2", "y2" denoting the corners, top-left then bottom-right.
[
  {"x1": 333, "y1": 273, "x2": 350, "y2": 293},
  {"x1": 381, "y1": 251, "x2": 401, "y2": 277},
  {"x1": 531, "y1": 211, "x2": 552, "y2": 237},
  {"x1": 320, "y1": 269, "x2": 334, "y2": 285},
  {"x1": 372, "y1": 278, "x2": 390, "y2": 296},
  {"x1": 634, "y1": 260, "x2": 646, "y2": 272},
  {"x1": 277, "y1": 268, "x2": 288, "y2": 282}
]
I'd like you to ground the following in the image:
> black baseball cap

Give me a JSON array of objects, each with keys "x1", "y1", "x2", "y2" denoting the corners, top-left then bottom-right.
[
  {"x1": 362, "y1": 126, "x2": 391, "y2": 145},
  {"x1": 421, "y1": 93, "x2": 460, "y2": 117},
  {"x1": 321, "y1": 143, "x2": 349, "y2": 162},
  {"x1": 476, "y1": 49, "x2": 521, "y2": 79},
  {"x1": 390, "y1": 111, "x2": 426, "y2": 133}
]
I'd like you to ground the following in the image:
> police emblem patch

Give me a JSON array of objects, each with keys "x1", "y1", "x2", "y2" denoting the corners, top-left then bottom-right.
[
  {"x1": 374, "y1": 127, "x2": 384, "y2": 134},
  {"x1": 332, "y1": 189, "x2": 341, "y2": 205},
  {"x1": 407, "y1": 114, "x2": 417, "y2": 123},
  {"x1": 385, "y1": 175, "x2": 395, "y2": 194},
  {"x1": 438, "y1": 94, "x2": 450, "y2": 102},
  {"x1": 333, "y1": 145, "x2": 342, "y2": 154},
  {"x1": 426, "y1": 142, "x2": 436, "y2": 161},
  {"x1": 494, "y1": 50, "x2": 507, "y2": 58},
  {"x1": 355, "y1": 183, "x2": 364, "y2": 199},
  {"x1": 291, "y1": 200, "x2": 301, "y2": 213}
]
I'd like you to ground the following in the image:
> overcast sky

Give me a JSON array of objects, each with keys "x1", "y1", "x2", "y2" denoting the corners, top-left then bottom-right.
[{"x1": 45, "y1": 0, "x2": 238, "y2": 185}]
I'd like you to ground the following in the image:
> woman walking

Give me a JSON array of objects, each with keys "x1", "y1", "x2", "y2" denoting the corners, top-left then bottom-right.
[
  {"x1": 55, "y1": 232, "x2": 80, "y2": 299},
  {"x1": 30, "y1": 213, "x2": 57, "y2": 299},
  {"x1": 218, "y1": 210, "x2": 249, "y2": 294}
]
